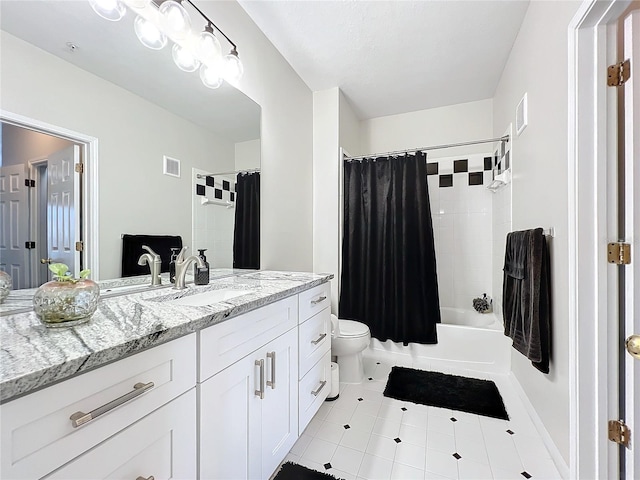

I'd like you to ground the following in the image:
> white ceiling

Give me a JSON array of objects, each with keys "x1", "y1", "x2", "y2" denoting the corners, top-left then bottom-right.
[
  {"x1": 0, "y1": 0, "x2": 260, "y2": 142},
  {"x1": 238, "y1": 0, "x2": 530, "y2": 120}
]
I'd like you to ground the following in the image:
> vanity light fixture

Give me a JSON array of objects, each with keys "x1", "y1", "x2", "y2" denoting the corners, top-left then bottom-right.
[{"x1": 88, "y1": 0, "x2": 243, "y2": 88}]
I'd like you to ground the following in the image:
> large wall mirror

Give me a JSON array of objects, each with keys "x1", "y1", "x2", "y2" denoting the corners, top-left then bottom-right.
[{"x1": 0, "y1": 0, "x2": 261, "y2": 291}]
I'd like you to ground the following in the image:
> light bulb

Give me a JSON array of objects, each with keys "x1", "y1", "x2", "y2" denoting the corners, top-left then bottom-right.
[
  {"x1": 200, "y1": 63, "x2": 223, "y2": 89},
  {"x1": 134, "y1": 15, "x2": 167, "y2": 50},
  {"x1": 159, "y1": 0, "x2": 191, "y2": 40},
  {"x1": 198, "y1": 25, "x2": 222, "y2": 64},
  {"x1": 172, "y1": 44, "x2": 200, "y2": 72},
  {"x1": 89, "y1": 0, "x2": 126, "y2": 21},
  {"x1": 223, "y1": 49, "x2": 243, "y2": 84}
]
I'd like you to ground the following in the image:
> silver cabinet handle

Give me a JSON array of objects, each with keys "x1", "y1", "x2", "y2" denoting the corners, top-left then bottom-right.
[
  {"x1": 255, "y1": 359, "x2": 265, "y2": 399},
  {"x1": 136, "y1": 476, "x2": 155, "y2": 480},
  {"x1": 311, "y1": 380, "x2": 327, "y2": 396},
  {"x1": 310, "y1": 295, "x2": 327, "y2": 305},
  {"x1": 69, "y1": 382, "x2": 154, "y2": 428},
  {"x1": 311, "y1": 333, "x2": 327, "y2": 345},
  {"x1": 266, "y1": 351, "x2": 276, "y2": 389}
]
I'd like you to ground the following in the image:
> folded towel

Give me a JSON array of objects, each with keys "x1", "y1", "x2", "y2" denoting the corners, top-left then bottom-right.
[
  {"x1": 502, "y1": 228, "x2": 551, "y2": 374},
  {"x1": 121, "y1": 234, "x2": 183, "y2": 277}
]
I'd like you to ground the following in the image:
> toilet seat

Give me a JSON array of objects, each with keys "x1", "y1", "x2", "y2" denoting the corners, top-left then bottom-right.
[{"x1": 337, "y1": 319, "x2": 370, "y2": 338}]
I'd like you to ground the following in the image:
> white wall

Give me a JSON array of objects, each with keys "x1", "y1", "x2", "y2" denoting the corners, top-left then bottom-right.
[
  {"x1": 492, "y1": 0, "x2": 581, "y2": 464},
  {"x1": 1, "y1": 32, "x2": 235, "y2": 279},
  {"x1": 312, "y1": 88, "x2": 340, "y2": 310},
  {"x1": 235, "y1": 139, "x2": 261, "y2": 171},
  {"x1": 361, "y1": 99, "x2": 494, "y2": 159},
  {"x1": 204, "y1": 2, "x2": 313, "y2": 272}
]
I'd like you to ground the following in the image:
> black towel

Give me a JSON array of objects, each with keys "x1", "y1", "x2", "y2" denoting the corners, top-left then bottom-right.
[
  {"x1": 121, "y1": 234, "x2": 183, "y2": 277},
  {"x1": 502, "y1": 228, "x2": 551, "y2": 374}
]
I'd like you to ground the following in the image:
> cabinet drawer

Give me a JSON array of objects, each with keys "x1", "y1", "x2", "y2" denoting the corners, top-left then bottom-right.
[
  {"x1": 298, "y1": 350, "x2": 331, "y2": 435},
  {"x1": 299, "y1": 307, "x2": 331, "y2": 379},
  {"x1": 199, "y1": 296, "x2": 298, "y2": 382},
  {"x1": 45, "y1": 389, "x2": 196, "y2": 479},
  {"x1": 0, "y1": 333, "x2": 196, "y2": 480},
  {"x1": 298, "y1": 282, "x2": 331, "y2": 323}
]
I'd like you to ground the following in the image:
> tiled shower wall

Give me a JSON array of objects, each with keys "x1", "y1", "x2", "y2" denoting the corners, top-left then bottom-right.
[
  {"x1": 192, "y1": 168, "x2": 236, "y2": 268},
  {"x1": 427, "y1": 153, "x2": 494, "y2": 311}
]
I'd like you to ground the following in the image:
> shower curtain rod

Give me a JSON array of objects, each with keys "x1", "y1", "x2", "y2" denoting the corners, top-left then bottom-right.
[
  {"x1": 344, "y1": 135, "x2": 510, "y2": 161},
  {"x1": 196, "y1": 168, "x2": 260, "y2": 179}
]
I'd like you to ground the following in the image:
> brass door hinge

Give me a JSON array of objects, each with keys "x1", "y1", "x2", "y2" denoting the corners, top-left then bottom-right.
[
  {"x1": 608, "y1": 242, "x2": 631, "y2": 265},
  {"x1": 75, "y1": 163, "x2": 84, "y2": 174},
  {"x1": 75, "y1": 241, "x2": 84, "y2": 252},
  {"x1": 608, "y1": 59, "x2": 631, "y2": 86},
  {"x1": 609, "y1": 419, "x2": 631, "y2": 448}
]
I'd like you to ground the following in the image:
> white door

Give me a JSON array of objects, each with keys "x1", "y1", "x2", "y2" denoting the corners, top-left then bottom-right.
[
  {"x1": 623, "y1": 9, "x2": 640, "y2": 479},
  {"x1": 47, "y1": 145, "x2": 80, "y2": 274},
  {"x1": 261, "y1": 328, "x2": 299, "y2": 478},
  {"x1": 0, "y1": 164, "x2": 30, "y2": 288}
]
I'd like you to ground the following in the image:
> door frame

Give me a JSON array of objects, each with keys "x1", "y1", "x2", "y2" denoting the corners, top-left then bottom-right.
[
  {"x1": 0, "y1": 110, "x2": 100, "y2": 279},
  {"x1": 569, "y1": 0, "x2": 631, "y2": 478}
]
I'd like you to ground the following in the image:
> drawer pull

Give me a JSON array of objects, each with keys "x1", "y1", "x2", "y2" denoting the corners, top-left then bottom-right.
[
  {"x1": 255, "y1": 359, "x2": 265, "y2": 399},
  {"x1": 266, "y1": 351, "x2": 276, "y2": 389},
  {"x1": 311, "y1": 380, "x2": 327, "y2": 396},
  {"x1": 310, "y1": 295, "x2": 327, "y2": 306},
  {"x1": 136, "y1": 477, "x2": 155, "y2": 480},
  {"x1": 69, "y1": 381, "x2": 154, "y2": 428},
  {"x1": 311, "y1": 333, "x2": 327, "y2": 345}
]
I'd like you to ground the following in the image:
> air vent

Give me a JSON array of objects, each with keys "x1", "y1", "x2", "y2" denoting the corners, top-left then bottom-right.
[
  {"x1": 516, "y1": 93, "x2": 528, "y2": 136},
  {"x1": 163, "y1": 155, "x2": 181, "y2": 178}
]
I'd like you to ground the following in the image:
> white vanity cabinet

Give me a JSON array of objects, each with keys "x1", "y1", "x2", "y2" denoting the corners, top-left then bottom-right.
[
  {"x1": 297, "y1": 283, "x2": 332, "y2": 434},
  {"x1": 199, "y1": 296, "x2": 299, "y2": 480},
  {"x1": 0, "y1": 279, "x2": 333, "y2": 480},
  {"x1": 44, "y1": 389, "x2": 197, "y2": 480},
  {"x1": 0, "y1": 333, "x2": 197, "y2": 480}
]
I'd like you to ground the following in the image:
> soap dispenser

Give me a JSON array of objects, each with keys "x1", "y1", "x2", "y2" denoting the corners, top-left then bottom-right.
[
  {"x1": 194, "y1": 249, "x2": 210, "y2": 285},
  {"x1": 169, "y1": 247, "x2": 180, "y2": 284}
]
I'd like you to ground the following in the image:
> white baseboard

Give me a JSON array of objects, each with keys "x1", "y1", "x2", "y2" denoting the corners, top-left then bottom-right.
[{"x1": 508, "y1": 372, "x2": 570, "y2": 479}]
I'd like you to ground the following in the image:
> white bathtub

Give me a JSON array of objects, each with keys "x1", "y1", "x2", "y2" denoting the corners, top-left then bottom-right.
[{"x1": 366, "y1": 307, "x2": 512, "y2": 374}]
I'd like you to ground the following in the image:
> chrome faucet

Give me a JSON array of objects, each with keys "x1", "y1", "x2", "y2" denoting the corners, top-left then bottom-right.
[
  {"x1": 173, "y1": 246, "x2": 205, "y2": 290},
  {"x1": 138, "y1": 245, "x2": 162, "y2": 286}
]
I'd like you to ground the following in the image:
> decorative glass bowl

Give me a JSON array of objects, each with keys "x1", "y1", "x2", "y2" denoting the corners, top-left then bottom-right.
[
  {"x1": 33, "y1": 279, "x2": 100, "y2": 328},
  {"x1": 0, "y1": 270, "x2": 11, "y2": 304}
]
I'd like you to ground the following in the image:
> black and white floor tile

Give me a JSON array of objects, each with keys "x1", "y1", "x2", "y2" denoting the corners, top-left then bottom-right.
[{"x1": 282, "y1": 359, "x2": 562, "y2": 480}]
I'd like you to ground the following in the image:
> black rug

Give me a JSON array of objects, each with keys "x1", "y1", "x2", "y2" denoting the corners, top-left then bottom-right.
[
  {"x1": 383, "y1": 366, "x2": 509, "y2": 420},
  {"x1": 273, "y1": 462, "x2": 343, "y2": 480}
]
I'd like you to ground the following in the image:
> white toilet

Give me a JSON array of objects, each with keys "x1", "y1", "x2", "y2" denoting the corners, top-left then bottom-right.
[{"x1": 331, "y1": 314, "x2": 371, "y2": 383}]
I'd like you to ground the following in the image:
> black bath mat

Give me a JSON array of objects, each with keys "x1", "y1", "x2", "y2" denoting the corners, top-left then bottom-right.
[
  {"x1": 383, "y1": 366, "x2": 509, "y2": 420},
  {"x1": 273, "y1": 462, "x2": 343, "y2": 480}
]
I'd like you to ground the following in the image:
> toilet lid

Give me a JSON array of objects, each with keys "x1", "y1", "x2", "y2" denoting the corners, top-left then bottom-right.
[{"x1": 338, "y1": 319, "x2": 370, "y2": 338}]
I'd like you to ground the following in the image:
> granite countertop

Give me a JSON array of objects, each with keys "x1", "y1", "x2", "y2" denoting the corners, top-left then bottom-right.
[{"x1": 0, "y1": 270, "x2": 333, "y2": 403}]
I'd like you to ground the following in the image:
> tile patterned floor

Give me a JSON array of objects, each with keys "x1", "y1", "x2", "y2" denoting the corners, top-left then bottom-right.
[{"x1": 283, "y1": 358, "x2": 562, "y2": 480}]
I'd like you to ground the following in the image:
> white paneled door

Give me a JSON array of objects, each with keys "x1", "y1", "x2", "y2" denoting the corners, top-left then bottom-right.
[
  {"x1": 0, "y1": 164, "x2": 29, "y2": 288},
  {"x1": 46, "y1": 145, "x2": 80, "y2": 274},
  {"x1": 623, "y1": 9, "x2": 640, "y2": 479}
]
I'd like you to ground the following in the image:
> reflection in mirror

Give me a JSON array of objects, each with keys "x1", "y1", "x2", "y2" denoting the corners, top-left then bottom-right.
[
  {"x1": 0, "y1": 1, "x2": 261, "y2": 296},
  {"x1": 192, "y1": 165, "x2": 260, "y2": 270}
]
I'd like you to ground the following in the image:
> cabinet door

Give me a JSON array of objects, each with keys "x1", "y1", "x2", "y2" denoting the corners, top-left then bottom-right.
[
  {"x1": 200, "y1": 353, "x2": 261, "y2": 480},
  {"x1": 261, "y1": 328, "x2": 299, "y2": 478},
  {"x1": 45, "y1": 389, "x2": 196, "y2": 480}
]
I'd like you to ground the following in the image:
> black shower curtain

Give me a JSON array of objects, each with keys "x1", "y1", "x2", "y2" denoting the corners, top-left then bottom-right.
[
  {"x1": 339, "y1": 152, "x2": 440, "y2": 344},
  {"x1": 233, "y1": 172, "x2": 260, "y2": 269}
]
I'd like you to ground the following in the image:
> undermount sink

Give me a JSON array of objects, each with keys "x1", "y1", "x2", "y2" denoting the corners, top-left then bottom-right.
[{"x1": 167, "y1": 289, "x2": 252, "y2": 307}]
